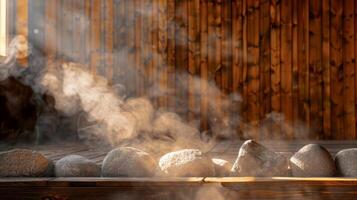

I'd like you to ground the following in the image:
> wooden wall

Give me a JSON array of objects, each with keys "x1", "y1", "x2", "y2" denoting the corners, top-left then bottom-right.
[{"x1": 6, "y1": 0, "x2": 357, "y2": 140}]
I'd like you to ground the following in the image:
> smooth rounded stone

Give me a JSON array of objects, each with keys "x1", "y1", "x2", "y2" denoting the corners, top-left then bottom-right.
[
  {"x1": 102, "y1": 147, "x2": 156, "y2": 177},
  {"x1": 157, "y1": 149, "x2": 215, "y2": 177},
  {"x1": 290, "y1": 144, "x2": 335, "y2": 177},
  {"x1": 335, "y1": 149, "x2": 357, "y2": 177},
  {"x1": 212, "y1": 158, "x2": 232, "y2": 177},
  {"x1": 231, "y1": 140, "x2": 290, "y2": 177},
  {"x1": 55, "y1": 155, "x2": 100, "y2": 177},
  {"x1": 0, "y1": 149, "x2": 53, "y2": 177}
]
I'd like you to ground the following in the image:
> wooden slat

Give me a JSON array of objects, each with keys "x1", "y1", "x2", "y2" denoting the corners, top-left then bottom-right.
[
  {"x1": 297, "y1": 0, "x2": 310, "y2": 139},
  {"x1": 309, "y1": 0, "x2": 323, "y2": 139},
  {"x1": 246, "y1": 0, "x2": 260, "y2": 138},
  {"x1": 200, "y1": 0, "x2": 209, "y2": 131},
  {"x1": 330, "y1": 0, "x2": 344, "y2": 140},
  {"x1": 90, "y1": 0, "x2": 101, "y2": 76},
  {"x1": 343, "y1": 0, "x2": 356, "y2": 139},
  {"x1": 44, "y1": 0, "x2": 57, "y2": 62},
  {"x1": 321, "y1": 0, "x2": 330, "y2": 139},
  {"x1": 126, "y1": 0, "x2": 136, "y2": 96},
  {"x1": 175, "y1": 0, "x2": 188, "y2": 117},
  {"x1": 270, "y1": 0, "x2": 281, "y2": 138},
  {"x1": 280, "y1": 0, "x2": 293, "y2": 139},
  {"x1": 158, "y1": 0, "x2": 168, "y2": 107},
  {"x1": 134, "y1": 0, "x2": 143, "y2": 94},
  {"x1": 113, "y1": 0, "x2": 126, "y2": 84},
  {"x1": 213, "y1": 0, "x2": 222, "y2": 129},
  {"x1": 188, "y1": 0, "x2": 200, "y2": 122},
  {"x1": 167, "y1": 0, "x2": 176, "y2": 110},
  {"x1": 16, "y1": 0, "x2": 28, "y2": 66},
  {"x1": 292, "y1": 0, "x2": 299, "y2": 138},
  {"x1": 105, "y1": 0, "x2": 114, "y2": 83},
  {"x1": 259, "y1": 0, "x2": 270, "y2": 139},
  {"x1": 152, "y1": 0, "x2": 159, "y2": 104},
  {"x1": 141, "y1": 0, "x2": 153, "y2": 96}
]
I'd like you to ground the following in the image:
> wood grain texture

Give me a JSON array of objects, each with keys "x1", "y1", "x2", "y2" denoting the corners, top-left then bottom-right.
[{"x1": 8, "y1": 0, "x2": 357, "y2": 140}]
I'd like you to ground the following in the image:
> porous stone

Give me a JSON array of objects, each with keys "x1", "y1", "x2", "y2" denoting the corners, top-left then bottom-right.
[
  {"x1": 55, "y1": 155, "x2": 100, "y2": 177},
  {"x1": 335, "y1": 149, "x2": 357, "y2": 177},
  {"x1": 102, "y1": 147, "x2": 156, "y2": 177},
  {"x1": 212, "y1": 158, "x2": 232, "y2": 177},
  {"x1": 290, "y1": 144, "x2": 335, "y2": 177},
  {"x1": 157, "y1": 149, "x2": 215, "y2": 177},
  {"x1": 231, "y1": 140, "x2": 290, "y2": 177},
  {"x1": 0, "y1": 149, "x2": 53, "y2": 177}
]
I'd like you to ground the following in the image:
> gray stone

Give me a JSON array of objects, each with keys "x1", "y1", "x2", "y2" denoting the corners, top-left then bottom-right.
[
  {"x1": 0, "y1": 149, "x2": 53, "y2": 177},
  {"x1": 290, "y1": 144, "x2": 335, "y2": 177},
  {"x1": 157, "y1": 149, "x2": 215, "y2": 177},
  {"x1": 55, "y1": 155, "x2": 100, "y2": 177},
  {"x1": 231, "y1": 140, "x2": 290, "y2": 177},
  {"x1": 212, "y1": 158, "x2": 232, "y2": 177},
  {"x1": 335, "y1": 149, "x2": 357, "y2": 177},
  {"x1": 102, "y1": 147, "x2": 156, "y2": 177}
]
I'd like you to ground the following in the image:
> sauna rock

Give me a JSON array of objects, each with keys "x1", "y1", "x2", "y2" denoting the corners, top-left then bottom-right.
[
  {"x1": 156, "y1": 149, "x2": 215, "y2": 177},
  {"x1": 0, "y1": 149, "x2": 53, "y2": 177},
  {"x1": 102, "y1": 147, "x2": 156, "y2": 177},
  {"x1": 335, "y1": 149, "x2": 357, "y2": 177},
  {"x1": 55, "y1": 155, "x2": 100, "y2": 177},
  {"x1": 230, "y1": 140, "x2": 290, "y2": 177},
  {"x1": 290, "y1": 144, "x2": 336, "y2": 177},
  {"x1": 212, "y1": 158, "x2": 232, "y2": 177}
]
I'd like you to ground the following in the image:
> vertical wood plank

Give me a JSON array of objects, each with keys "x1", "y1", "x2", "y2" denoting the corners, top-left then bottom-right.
[
  {"x1": 330, "y1": 0, "x2": 344, "y2": 140},
  {"x1": 343, "y1": 0, "x2": 355, "y2": 139},
  {"x1": 280, "y1": 0, "x2": 293, "y2": 139},
  {"x1": 322, "y1": 0, "x2": 331, "y2": 139},
  {"x1": 134, "y1": 0, "x2": 143, "y2": 93},
  {"x1": 200, "y1": 0, "x2": 209, "y2": 131},
  {"x1": 214, "y1": 0, "x2": 222, "y2": 128},
  {"x1": 221, "y1": 0, "x2": 233, "y2": 137},
  {"x1": 158, "y1": 0, "x2": 168, "y2": 107},
  {"x1": 105, "y1": 0, "x2": 114, "y2": 83},
  {"x1": 72, "y1": 0, "x2": 82, "y2": 63},
  {"x1": 175, "y1": 0, "x2": 188, "y2": 118},
  {"x1": 90, "y1": 0, "x2": 101, "y2": 76},
  {"x1": 113, "y1": 0, "x2": 126, "y2": 84},
  {"x1": 188, "y1": 0, "x2": 200, "y2": 121},
  {"x1": 126, "y1": 0, "x2": 136, "y2": 96},
  {"x1": 309, "y1": 0, "x2": 323, "y2": 139},
  {"x1": 152, "y1": 0, "x2": 159, "y2": 104},
  {"x1": 259, "y1": 0, "x2": 270, "y2": 139},
  {"x1": 45, "y1": 0, "x2": 57, "y2": 62},
  {"x1": 208, "y1": 0, "x2": 215, "y2": 130},
  {"x1": 167, "y1": 0, "x2": 176, "y2": 110},
  {"x1": 232, "y1": 0, "x2": 243, "y2": 95},
  {"x1": 297, "y1": 0, "x2": 310, "y2": 139},
  {"x1": 141, "y1": 0, "x2": 153, "y2": 96},
  {"x1": 16, "y1": 0, "x2": 28, "y2": 65},
  {"x1": 232, "y1": 0, "x2": 243, "y2": 138},
  {"x1": 355, "y1": 0, "x2": 357, "y2": 139},
  {"x1": 292, "y1": 0, "x2": 299, "y2": 138},
  {"x1": 222, "y1": 0, "x2": 232, "y2": 95},
  {"x1": 6, "y1": 0, "x2": 16, "y2": 44},
  {"x1": 28, "y1": 0, "x2": 45, "y2": 66},
  {"x1": 270, "y1": 0, "x2": 281, "y2": 138}
]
